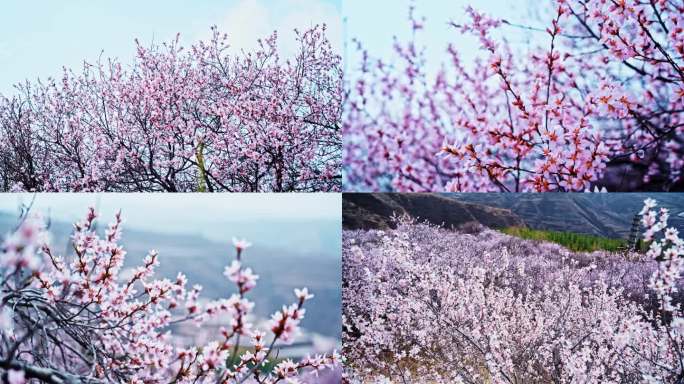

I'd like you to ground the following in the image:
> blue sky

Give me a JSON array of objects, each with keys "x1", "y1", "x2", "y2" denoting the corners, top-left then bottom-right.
[
  {"x1": 343, "y1": 0, "x2": 541, "y2": 78},
  {"x1": 1, "y1": 1, "x2": 549, "y2": 95},
  {"x1": 0, "y1": 0, "x2": 341, "y2": 95}
]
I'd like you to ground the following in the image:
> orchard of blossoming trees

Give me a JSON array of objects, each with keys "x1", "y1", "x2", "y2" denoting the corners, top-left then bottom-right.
[
  {"x1": 0, "y1": 25, "x2": 342, "y2": 192},
  {"x1": 343, "y1": 199, "x2": 684, "y2": 383},
  {"x1": 344, "y1": 0, "x2": 684, "y2": 192},
  {"x1": 0, "y1": 208, "x2": 340, "y2": 383}
]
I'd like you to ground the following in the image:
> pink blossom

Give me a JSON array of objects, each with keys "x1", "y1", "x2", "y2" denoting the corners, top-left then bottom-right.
[
  {"x1": 231, "y1": 237, "x2": 252, "y2": 252},
  {"x1": 7, "y1": 370, "x2": 25, "y2": 384},
  {"x1": 0, "y1": 209, "x2": 339, "y2": 382},
  {"x1": 345, "y1": 1, "x2": 684, "y2": 191},
  {"x1": 0, "y1": 25, "x2": 342, "y2": 192}
]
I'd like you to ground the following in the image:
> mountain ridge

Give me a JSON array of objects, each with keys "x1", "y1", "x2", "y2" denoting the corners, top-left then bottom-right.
[{"x1": 445, "y1": 193, "x2": 684, "y2": 238}]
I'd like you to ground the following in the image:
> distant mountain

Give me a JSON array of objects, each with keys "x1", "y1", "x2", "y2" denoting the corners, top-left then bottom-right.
[
  {"x1": 0, "y1": 212, "x2": 340, "y2": 339},
  {"x1": 446, "y1": 193, "x2": 684, "y2": 239},
  {"x1": 343, "y1": 193, "x2": 524, "y2": 230},
  {"x1": 342, "y1": 193, "x2": 684, "y2": 240}
]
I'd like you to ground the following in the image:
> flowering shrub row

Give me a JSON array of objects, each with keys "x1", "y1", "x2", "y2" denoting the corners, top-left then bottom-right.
[{"x1": 343, "y1": 199, "x2": 684, "y2": 383}]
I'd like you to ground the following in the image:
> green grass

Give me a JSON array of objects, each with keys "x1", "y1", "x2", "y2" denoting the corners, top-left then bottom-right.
[{"x1": 501, "y1": 227, "x2": 629, "y2": 252}]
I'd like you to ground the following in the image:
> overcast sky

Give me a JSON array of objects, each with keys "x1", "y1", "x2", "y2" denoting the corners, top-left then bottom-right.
[
  {"x1": 0, "y1": 194, "x2": 341, "y2": 254},
  {"x1": 0, "y1": 0, "x2": 341, "y2": 95},
  {"x1": 0, "y1": 192, "x2": 339, "y2": 222}
]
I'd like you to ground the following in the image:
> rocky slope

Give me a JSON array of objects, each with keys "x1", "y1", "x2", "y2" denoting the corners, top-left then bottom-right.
[{"x1": 343, "y1": 193, "x2": 524, "y2": 230}]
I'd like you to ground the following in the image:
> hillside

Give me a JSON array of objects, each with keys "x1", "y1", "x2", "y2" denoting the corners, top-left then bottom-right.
[
  {"x1": 343, "y1": 193, "x2": 524, "y2": 230},
  {"x1": 447, "y1": 193, "x2": 684, "y2": 238}
]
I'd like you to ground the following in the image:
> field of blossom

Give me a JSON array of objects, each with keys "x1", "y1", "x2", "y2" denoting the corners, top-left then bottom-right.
[{"x1": 343, "y1": 199, "x2": 684, "y2": 383}]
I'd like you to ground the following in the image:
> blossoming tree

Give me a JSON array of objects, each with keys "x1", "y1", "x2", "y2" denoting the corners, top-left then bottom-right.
[
  {"x1": 344, "y1": 1, "x2": 684, "y2": 192},
  {"x1": 343, "y1": 199, "x2": 684, "y2": 383},
  {"x1": 0, "y1": 208, "x2": 339, "y2": 383},
  {"x1": 0, "y1": 25, "x2": 342, "y2": 192}
]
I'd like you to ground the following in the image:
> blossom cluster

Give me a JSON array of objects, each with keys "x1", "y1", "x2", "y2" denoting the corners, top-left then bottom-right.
[
  {"x1": 0, "y1": 25, "x2": 342, "y2": 192},
  {"x1": 0, "y1": 209, "x2": 339, "y2": 383},
  {"x1": 344, "y1": 1, "x2": 684, "y2": 192},
  {"x1": 343, "y1": 201, "x2": 684, "y2": 383}
]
